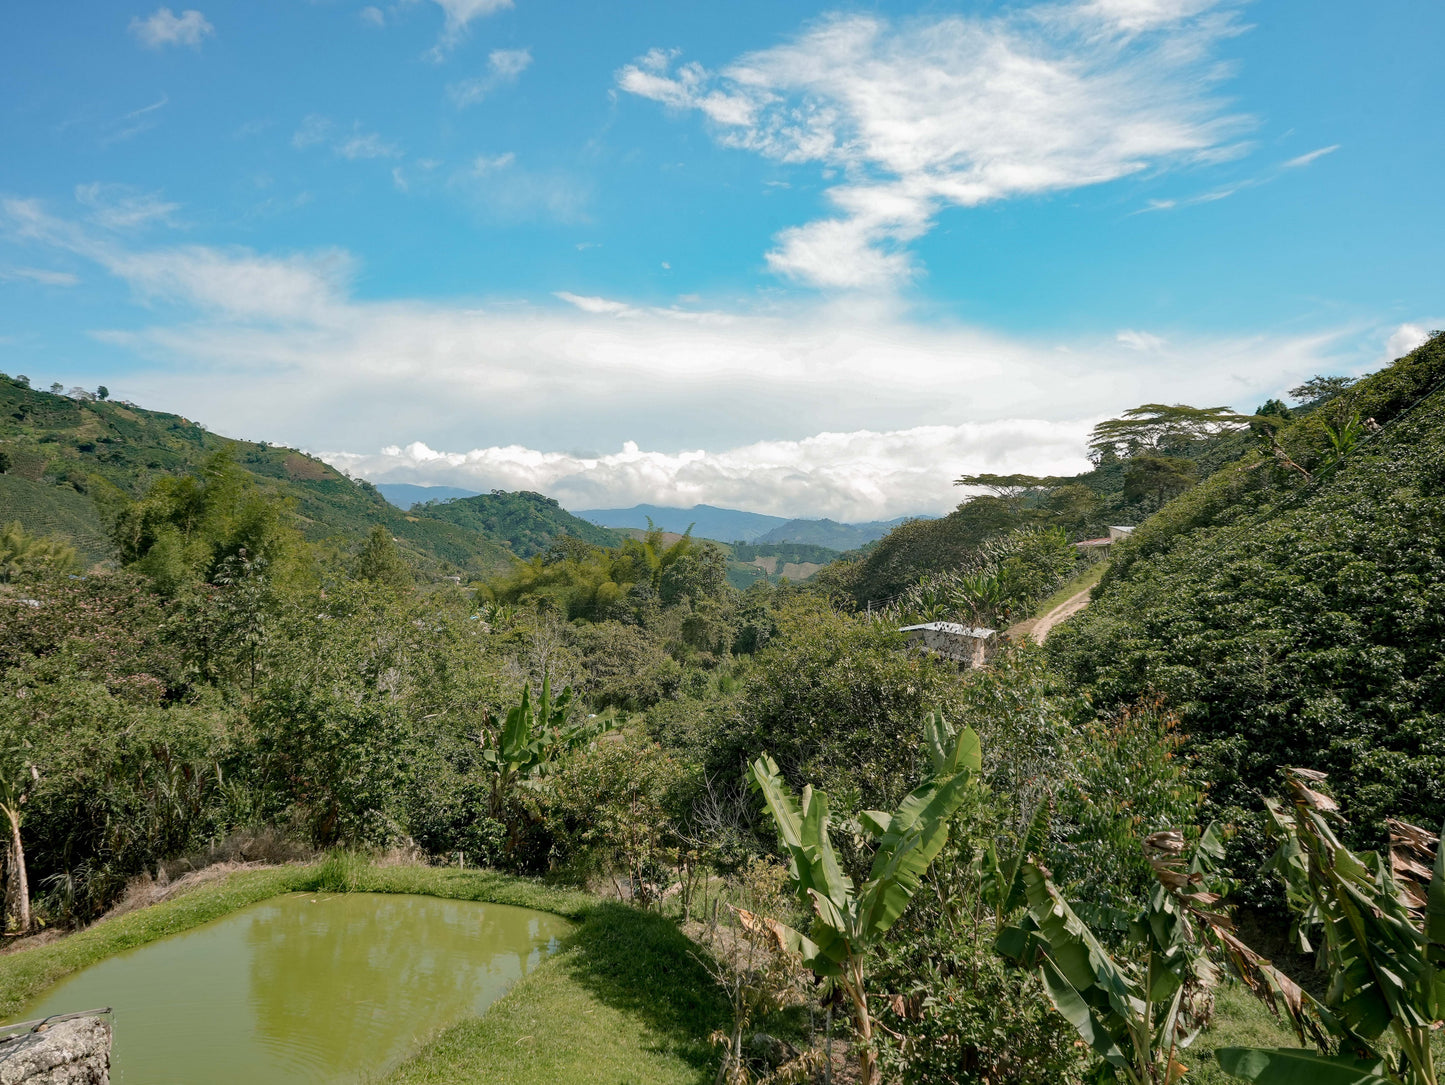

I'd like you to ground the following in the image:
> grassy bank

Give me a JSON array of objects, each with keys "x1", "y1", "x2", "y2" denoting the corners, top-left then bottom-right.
[{"x1": 382, "y1": 904, "x2": 726, "y2": 1085}]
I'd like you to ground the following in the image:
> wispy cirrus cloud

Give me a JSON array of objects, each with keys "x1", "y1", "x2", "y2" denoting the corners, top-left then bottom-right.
[
  {"x1": 0, "y1": 266, "x2": 80, "y2": 287},
  {"x1": 423, "y1": 0, "x2": 513, "y2": 60},
  {"x1": 129, "y1": 7, "x2": 214, "y2": 48},
  {"x1": 97, "y1": 94, "x2": 170, "y2": 147},
  {"x1": 292, "y1": 115, "x2": 401, "y2": 160},
  {"x1": 448, "y1": 48, "x2": 532, "y2": 107},
  {"x1": 1283, "y1": 144, "x2": 1340, "y2": 169},
  {"x1": 618, "y1": 2, "x2": 1252, "y2": 289},
  {"x1": 74, "y1": 183, "x2": 181, "y2": 230}
]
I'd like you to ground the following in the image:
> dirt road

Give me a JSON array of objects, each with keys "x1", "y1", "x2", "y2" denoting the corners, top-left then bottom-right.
[{"x1": 1010, "y1": 584, "x2": 1096, "y2": 645}]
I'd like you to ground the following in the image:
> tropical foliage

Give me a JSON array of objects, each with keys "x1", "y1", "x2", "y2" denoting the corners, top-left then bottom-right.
[{"x1": 747, "y1": 712, "x2": 984, "y2": 1084}]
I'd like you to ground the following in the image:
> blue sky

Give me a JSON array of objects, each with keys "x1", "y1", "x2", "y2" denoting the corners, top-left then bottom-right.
[{"x1": 2, "y1": 0, "x2": 1441, "y2": 518}]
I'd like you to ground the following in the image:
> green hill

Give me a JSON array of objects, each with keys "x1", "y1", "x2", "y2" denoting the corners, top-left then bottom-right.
[
  {"x1": 412, "y1": 490, "x2": 620, "y2": 558},
  {"x1": 1048, "y1": 331, "x2": 1445, "y2": 839},
  {"x1": 0, "y1": 377, "x2": 568, "y2": 577}
]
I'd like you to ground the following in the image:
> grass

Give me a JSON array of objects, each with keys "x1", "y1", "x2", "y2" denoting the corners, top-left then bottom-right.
[
  {"x1": 1030, "y1": 559, "x2": 1109, "y2": 619},
  {"x1": 1186, "y1": 983, "x2": 1302, "y2": 1084},
  {"x1": 0, "y1": 859, "x2": 723, "y2": 1085},
  {"x1": 381, "y1": 904, "x2": 727, "y2": 1085}
]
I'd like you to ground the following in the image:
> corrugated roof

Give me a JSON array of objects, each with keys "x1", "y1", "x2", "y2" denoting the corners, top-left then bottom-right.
[{"x1": 899, "y1": 622, "x2": 996, "y2": 638}]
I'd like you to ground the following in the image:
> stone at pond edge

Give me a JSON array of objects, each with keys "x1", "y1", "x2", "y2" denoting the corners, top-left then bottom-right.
[{"x1": 0, "y1": 1018, "x2": 111, "y2": 1085}]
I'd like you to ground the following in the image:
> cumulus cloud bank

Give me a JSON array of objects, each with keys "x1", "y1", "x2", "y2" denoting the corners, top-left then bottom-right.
[
  {"x1": 3, "y1": 195, "x2": 1367, "y2": 519},
  {"x1": 323, "y1": 422, "x2": 1098, "y2": 520},
  {"x1": 618, "y1": 1, "x2": 1249, "y2": 288}
]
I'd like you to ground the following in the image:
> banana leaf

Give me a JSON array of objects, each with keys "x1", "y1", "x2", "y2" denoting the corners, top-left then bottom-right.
[
  {"x1": 857, "y1": 768, "x2": 978, "y2": 938},
  {"x1": 1214, "y1": 1047, "x2": 1389, "y2": 1084}
]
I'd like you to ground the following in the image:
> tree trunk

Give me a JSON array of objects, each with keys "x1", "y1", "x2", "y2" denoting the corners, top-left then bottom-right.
[
  {"x1": 847, "y1": 964, "x2": 879, "y2": 1085},
  {"x1": 5, "y1": 806, "x2": 28, "y2": 934}
]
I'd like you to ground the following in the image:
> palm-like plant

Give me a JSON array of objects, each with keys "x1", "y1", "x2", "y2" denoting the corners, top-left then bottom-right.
[
  {"x1": 480, "y1": 677, "x2": 612, "y2": 817},
  {"x1": 1216, "y1": 768, "x2": 1445, "y2": 1085},
  {"x1": 0, "y1": 520, "x2": 80, "y2": 582},
  {"x1": 746, "y1": 711, "x2": 983, "y2": 1085}
]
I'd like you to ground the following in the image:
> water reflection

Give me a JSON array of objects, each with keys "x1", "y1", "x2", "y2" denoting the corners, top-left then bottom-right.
[{"x1": 14, "y1": 893, "x2": 568, "y2": 1084}]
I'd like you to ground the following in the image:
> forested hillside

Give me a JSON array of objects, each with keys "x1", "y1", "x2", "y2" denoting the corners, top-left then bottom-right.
[
  {"x1": 827, "y1": 409, "x2": 1269, "y2": 604},
  {"x1": 0, "y1": 376, "x2": 588, "y2": 576},
  {"x1": 412, "y1": 490, "x2": 619, "y2": 557},
  {"x1": 1050, "y1": 331, "x2": 1445, "y2": 840},
  {"x1": 4, "y1": 353, "x2": 1444, "y2": 1085}
]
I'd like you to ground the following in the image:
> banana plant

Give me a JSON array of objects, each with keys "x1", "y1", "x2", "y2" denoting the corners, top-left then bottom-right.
[
  {"x1": 480, "y1": 677, "x2": 611, "y2": 817},
  {"x1": 1215, "y1": 768, "x2": 1445, "y2": 1085},
  {"x1": 746, "y1": 710, "x2": 983, "y2": 1085},
  {"x1": 995, "y1": 823, "x2": 1311, "y2": 1085},
  {"x1": 0, "y1": 731, "x2": 39, "y2": 933}
]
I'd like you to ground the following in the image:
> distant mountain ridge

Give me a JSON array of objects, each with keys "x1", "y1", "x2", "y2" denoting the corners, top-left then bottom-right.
[{"x1": 578, "y1": 503, "x2": 929, "y2": 550}]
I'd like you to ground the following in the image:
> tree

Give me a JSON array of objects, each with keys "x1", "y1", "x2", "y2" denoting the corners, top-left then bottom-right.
[
  {"x1": 1289, "y1": 375, "x2": 1358, "y2": 405},
  {"x1": 48, "y1": 383, "x2": 63, "y2": 395},
  {"x1": 353, "y1": 525, "x2": 412, "y2": 589},
  {"x1": 480, "y1": 678, "x2": 612, "y2": 818},
  {"x1": 747, "y1": 711, "x2": 983, "y2": 1085},
  {"x1": 0, "y1": 732, "x2": 39, "y2": 933},
  {"x1": 0, "y1": 450, "x2": 10, "y2": 475},
  {"x1": 0, "y1": 522, "x2": 81, "y2": 582},
  {"x1": 1217, "y1": 769, "x2": 1445, "y2": 1085},
  {"x1": 96, "y1": 385, "x2": 109, "y2": 401},
  {"x1": 1123, "y1": 455, "x2": 1198, "y2": 505},
  {"x1": 954, "y1": 473, "x2": 1069, "y2": 498},
  {"x1": 1089, "y1": 404, "x2": 1250, "y2": 463}
]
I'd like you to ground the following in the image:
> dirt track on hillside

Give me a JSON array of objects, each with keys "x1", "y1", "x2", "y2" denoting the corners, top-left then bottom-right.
[{"x1": 1010, "y1": 584, "x2": 1096, "y2": 645}]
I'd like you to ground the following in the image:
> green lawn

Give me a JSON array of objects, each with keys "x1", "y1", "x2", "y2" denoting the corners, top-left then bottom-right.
[
  {"x1": 0, "y1": 860, "x2": 722, "y2": 1085},
  {"x1": 381, "y1": 904, "x2": 725, "y2": 1085},
  {"x1": 1186, "y1": 983, "x2": 1302, "y2": 1084}
]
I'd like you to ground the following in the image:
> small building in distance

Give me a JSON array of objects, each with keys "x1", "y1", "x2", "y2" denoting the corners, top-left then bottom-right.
[
  {"x1": 1073, "y1": 524, "x2": 1136, "y2": 554},
  {"x1": 899, "y1": 621, "x2": 997, "y2": 668}
]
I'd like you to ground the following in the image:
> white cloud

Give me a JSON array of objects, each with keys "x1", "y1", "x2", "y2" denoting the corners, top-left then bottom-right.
[
  {"x1": 3, "y1": 200, "x2": 1367, "y2": 518},
  {"x1": 0, "y1": 266, "x2": 80, "y2": 287},
  {"x1": 1283, "y1": 144, "x2": 1340, "y2": 169},
  {"x1": 360, "y1": 6, "x2": 385, "y2": 28},
  {"x1": 292, "y1": 115, "x2": 401, "y2": 160},
  {"x1": 74, "y1": 183, "x2": 181, "y2": 230},
  {"x1": 323, "y1": 422, "x2": 1100, "y2": 520},
  {"x1": 1116, "y1": 329, "x2": 1166, "y2": 350},
  {"x1": 619, "y1": 3, "x2": 1249, "y2": 289},
  {"x1": 1074, "y1": 0, "x2": 1223, "y2": 32},
  {"x1": 1385, "y1": 323, "x2": 1432, "y2": 362},
  {"x1": 336, "y1": 130, "x2": 402, "y2": 160},
  {"x1": 129, "y1": 7, "x2": 214, "y2": 48},
  {"x1": 425, "y1": 0, "x2": 513, "y2": 58},
  {"x1": 449, "y1": 47, "x2": 532, "y2": 107}
]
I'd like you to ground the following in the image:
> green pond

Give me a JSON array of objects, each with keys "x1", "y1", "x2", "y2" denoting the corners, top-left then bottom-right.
[{"x1": 16, "y1": 892, "x2": 570, "y2": 1084}]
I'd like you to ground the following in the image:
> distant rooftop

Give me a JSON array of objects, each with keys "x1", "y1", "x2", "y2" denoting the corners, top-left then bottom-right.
[{"x1": 898, "y1": 621, "x2": 996, "y2": 639}]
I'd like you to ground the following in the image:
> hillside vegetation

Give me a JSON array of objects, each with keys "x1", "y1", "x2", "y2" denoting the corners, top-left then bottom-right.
[
  {"x1": 4, "y1": 350, "x2": 1444, "y2": 1084},
  {"x1": 1050, "y1": 331, "x2": 1445, "y2": 841},
  {"x1": 0, "y1": 377, "x2": 602, "y2": 577}
]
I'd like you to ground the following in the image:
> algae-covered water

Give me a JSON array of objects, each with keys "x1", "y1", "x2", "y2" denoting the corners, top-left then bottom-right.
[{"x1": 16, "y1": 892, "x2": 569, "y2": 1083}]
